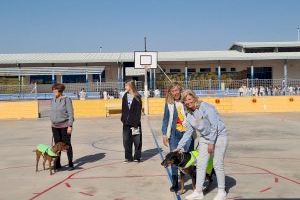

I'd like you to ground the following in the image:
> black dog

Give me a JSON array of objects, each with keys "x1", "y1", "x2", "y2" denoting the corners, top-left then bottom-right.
[{"x1": 161, "y1": 151, "x2": 215, "y2": 194}]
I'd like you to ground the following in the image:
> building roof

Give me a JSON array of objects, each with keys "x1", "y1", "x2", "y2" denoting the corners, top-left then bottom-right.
[
  {"x1": 1, "y1": 41, "x2": 300, "y2": 66},
  {"x1": 230, "y1": 41, "x2": 300, "y2": 49}
]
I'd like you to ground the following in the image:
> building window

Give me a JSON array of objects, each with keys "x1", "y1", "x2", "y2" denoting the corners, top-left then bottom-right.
[
  {"x1": 63, "y1": 75, "x2": 86, "y2": 83},
  {"x1": 215, "y1": 68, "x2": 227, "y2": 72},
  {"x1": 231, "y1": 68, "x2": 236, "y2": 72},
  {"x1": 30, "y1": 75, "x2": 54, "y2": 84},
  {"x1": 170, "y1": 69, "x2": 181, "y2": 73},
  {"x1": 247, "y1": 67, "x2": 272, "y2": 79},
  {"x1": 187, "y1": 68, "x2": 196, "y2": 73},
  {"x1": 200, "y1": 68, "x2": 211, "y2": 73},
  {"x1": 93, "y1": 71, "x2": 106, "y2": 82}
]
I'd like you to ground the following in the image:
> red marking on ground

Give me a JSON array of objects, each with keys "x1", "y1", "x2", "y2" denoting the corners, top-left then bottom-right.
[
  {"x1": 64, "y1": 182, "x2": 71, "y2": 188},
  {"x1": 70, "y1": 174, "x2": 166, "y2": 180},
  {"x1": 227, "y1": 172, "x2": 268, "y2": 175},
  {"x1": 228, "y1": 156, "x2": 300, "y2": 161},
  {"x1": 228, "y1": 161, "x2": 300, "y2": 185},
  {"x1": 260, "y1": 186, "x2": 272, "y2": 193},
  {"x1": 28, "y1": 161, "x2": 121, "y2": 200},
  {"x1": 79, "y1": 192, "x2": 94, "y2": 196},
  {"x1": 275, "y1": 177, "x2": 279, "y2": 183}
]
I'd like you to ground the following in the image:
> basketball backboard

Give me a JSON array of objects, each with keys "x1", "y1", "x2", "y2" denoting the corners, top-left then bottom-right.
[{"x1": 134, "y1": 51, "x2": 157, "y2": 69}]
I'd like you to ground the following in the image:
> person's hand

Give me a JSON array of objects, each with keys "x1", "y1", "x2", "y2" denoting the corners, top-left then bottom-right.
[
  {"x1": 67, "y1": 127, "x2": 72, "y2": 135},
  {"x1": 163, "y1": 136, "x2": 169, "y2": 147},
  {"x1": 173, "y1": 148, "x2": 183, "y2": 153},
  {"x1": 208, "y1": 144, "x2": 215, "y2": 154}
]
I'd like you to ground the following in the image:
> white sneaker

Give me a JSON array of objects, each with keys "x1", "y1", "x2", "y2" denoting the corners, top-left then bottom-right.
[
  {"x1": 213, "y1": 190, "x2": 227, "y2": 200},
  {"x1": 185, "y1": 190, "x2": 204, "y2": 200}
]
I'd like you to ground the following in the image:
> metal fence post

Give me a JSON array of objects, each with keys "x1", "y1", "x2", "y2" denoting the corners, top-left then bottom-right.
[
  {"x1": 246, "y1": 78, "x2": 249, "y2": 88},
  {"x1": 209, "y1": 79, "x2": 212, "y2": 96},
  {"x1": 35, "y1": 82, "x2": 37, "y2": 100}
]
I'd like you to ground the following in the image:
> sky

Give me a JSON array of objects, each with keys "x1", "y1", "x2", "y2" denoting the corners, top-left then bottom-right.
[{"x1": 0, "y1": 0, "x2": 300, "y2": 53}]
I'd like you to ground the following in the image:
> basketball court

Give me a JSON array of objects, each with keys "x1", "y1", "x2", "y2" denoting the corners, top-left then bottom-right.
[{"x1": 0, "y1": 113, "x2": 300, "y2": 200}]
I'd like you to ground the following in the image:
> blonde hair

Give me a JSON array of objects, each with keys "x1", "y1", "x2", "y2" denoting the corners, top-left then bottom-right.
[
  {"x1": 125, "y1": 80, "x2": 141, "y2": 102},
  {"x1": 165, "y1": 82, "x2": 183, "y2": 104},
  {"x1": 181, "y1": 89, "x2": 202, "y2": 112}
]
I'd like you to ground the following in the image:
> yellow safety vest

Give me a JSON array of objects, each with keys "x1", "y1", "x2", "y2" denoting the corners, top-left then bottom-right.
[{"x1": 182, "y1": 150, "x2": 213, "y2": 175}]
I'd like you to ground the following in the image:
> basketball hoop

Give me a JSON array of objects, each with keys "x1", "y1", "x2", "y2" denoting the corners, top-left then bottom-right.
[{"x1": 134, "y1": 51, "x2": 158, "y2": 115}]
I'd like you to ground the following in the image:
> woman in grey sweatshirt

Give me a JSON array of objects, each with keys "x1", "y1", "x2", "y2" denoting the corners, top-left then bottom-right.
[
  {"x1": 177, "y1": 89, "x2": 228, "y2": 200},
  {"x1": 50, "y1": 83, "x2": 74, "y2": 170}
]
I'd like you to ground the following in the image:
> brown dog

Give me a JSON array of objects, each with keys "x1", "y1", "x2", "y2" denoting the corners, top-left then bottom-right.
[
  {"x1": 34, "y1": 142, "x2": 69, "y2": 175},
  {"x1": 161, "y1": 151, "x2": 215, "y2": 195}
]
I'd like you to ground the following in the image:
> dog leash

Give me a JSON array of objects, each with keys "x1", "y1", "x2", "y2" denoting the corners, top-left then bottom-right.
[{"x1": 51, "y1": 136, "x2": 54, "y2": 146}]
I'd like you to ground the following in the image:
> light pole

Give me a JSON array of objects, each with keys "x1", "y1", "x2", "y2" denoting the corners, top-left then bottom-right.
[
  {"x1": 298, "y1": 27, "x2": 300, "y2": 41},
  {"x1": 99, "y1": 46, "x2": 102, "y2": 53}
]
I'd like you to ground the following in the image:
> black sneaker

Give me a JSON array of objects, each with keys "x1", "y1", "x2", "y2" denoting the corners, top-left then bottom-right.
[
  {"x1": 54, "y1": 164, "x2": 62, "y2": 169},
  {"x1": 68, "y1": 163, "x2": 75, "y2": 171},
  {"x1": 133, "y1": 159, "x2": 141, "y2": 163}
]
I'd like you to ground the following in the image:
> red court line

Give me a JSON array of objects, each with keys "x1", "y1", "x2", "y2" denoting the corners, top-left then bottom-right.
[
  {"x1": 260, "y1": 186, "x2": 272, "y2": 193},
  {"x1": 70, "y1": 174, "x2": 166, "y2": 179},
  {"x1": 228, "y1": 161, "x2": 300, "y2": 185},
  {"x1": 28, "y1": 161, "x2": 121, "y2": 200},
  {"x1": 64, "y1": 183, "x2": 71, "y2": 188},
  {"x1": 79, "y1": 192, "x2": 94, "y2": 196},
  {"x1": 226, "y1": 172, "x2": 268, "y2": 175},
  {"x1": 227, "y1": 156, "x2": 300, "y2": 161}
]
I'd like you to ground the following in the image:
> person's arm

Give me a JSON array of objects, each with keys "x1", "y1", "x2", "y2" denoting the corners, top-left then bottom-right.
[
  {"x1": 121, "y1": 93, "x2": 127, "y2": 123},
  {"x1": 133, "y1": 96, "x2": 142, "y2": 128},
  {"x1": 66, "y1": 97, "x2": 74, "y2": 127},
  {"x1": 161, "y1": 103, "x2": 170, "y2": 147},
  {"x1": 176, "y1": 119, "x2": 194, "y2": 151},
  {"x1": 161, "y1": 103, "x2": 169, "y2": 136},
  {"x1": 205, "y1": 104, "x2": 219, "y2": 144}
]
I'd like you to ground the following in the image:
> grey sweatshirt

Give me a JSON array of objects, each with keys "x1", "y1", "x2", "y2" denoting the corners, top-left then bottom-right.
[
  {"x1": 50, "y1": 96, "x2": 74, "y2": 127},
  {"x1": 177, "y1": 102, "x2": 227, "y2": 150}
]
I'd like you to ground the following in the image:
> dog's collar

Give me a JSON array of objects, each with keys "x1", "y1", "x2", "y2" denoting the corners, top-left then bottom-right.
[{"x1": 180, "y1": 150, "x2": 199, "y2": 169}]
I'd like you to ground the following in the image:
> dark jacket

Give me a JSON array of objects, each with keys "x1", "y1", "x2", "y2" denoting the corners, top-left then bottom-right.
[{"x1": 121, "y1": 92, "x2": 142, "y2": 128}]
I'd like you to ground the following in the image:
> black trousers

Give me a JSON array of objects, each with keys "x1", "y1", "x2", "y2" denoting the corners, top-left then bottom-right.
[
  {"x1": 122, "y1": 125, "x2": 142, "y2": 160},
  {"x1": 52, "y1": 127, "x2": 73, "y2": 166}
]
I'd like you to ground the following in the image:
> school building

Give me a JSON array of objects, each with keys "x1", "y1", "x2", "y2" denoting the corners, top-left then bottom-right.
[{"x1": 0, "y1": 41, "x2": 300, "y2": 86}]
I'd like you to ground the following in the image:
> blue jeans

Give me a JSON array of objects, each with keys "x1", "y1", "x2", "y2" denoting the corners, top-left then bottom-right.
[{"x1": 169, "y1": 130, "x2": 193, "y2": 177}]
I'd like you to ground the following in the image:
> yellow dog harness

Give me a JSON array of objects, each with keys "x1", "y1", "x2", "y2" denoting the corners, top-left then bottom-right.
[{"x1": 180, "y1": 150, "x2": 214, "y2": 175}]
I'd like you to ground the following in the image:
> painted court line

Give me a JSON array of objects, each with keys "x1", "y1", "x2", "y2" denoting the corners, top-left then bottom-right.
[
  {"x1": 147, "y1": 118, "x2": 182, "y2": 200},
  {"x1": 260, "y1": 186, "x2": 272, "y2": 193},
  {"x1": 228, "y1": 161, "x2": 300, "y2": 185},
  {"x1": 28, "y1": 161, "x2": 121, "y2": 200}
]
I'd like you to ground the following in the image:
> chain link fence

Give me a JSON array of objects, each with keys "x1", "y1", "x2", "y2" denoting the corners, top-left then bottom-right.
[{"x1": 1, "y1": 79, "x2": 300, "y2": 100}]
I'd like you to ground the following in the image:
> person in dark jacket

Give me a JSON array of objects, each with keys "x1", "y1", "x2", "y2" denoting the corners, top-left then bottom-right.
[
  {"x1": 121, "y1": 80, "x2": 142, "y2": 163},
  {"x1": 50, "y1": 83, "x2": 75, "y2": 170}
]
